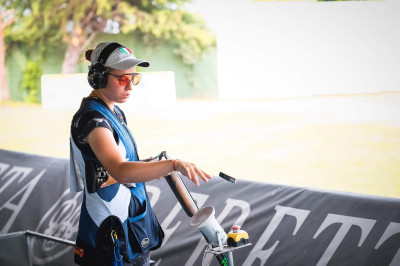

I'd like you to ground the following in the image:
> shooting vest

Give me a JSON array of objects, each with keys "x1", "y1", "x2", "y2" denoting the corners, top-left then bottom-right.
[{"x1": 70, "y1": 98, "x2": 164, "y2": 266}]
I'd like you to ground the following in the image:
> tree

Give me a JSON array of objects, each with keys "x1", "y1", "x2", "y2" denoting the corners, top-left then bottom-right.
[
  {"x1": 0, "y1": 8, "x2": 15, "y2": 101},
  {"x1": 6, "y1": 0, "x2": 216, "y2": 74}
]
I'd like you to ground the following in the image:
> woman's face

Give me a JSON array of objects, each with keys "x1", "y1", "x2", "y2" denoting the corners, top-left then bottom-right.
[{"x1": 101, "y1": 66, "x2": 137, "y2": 104}]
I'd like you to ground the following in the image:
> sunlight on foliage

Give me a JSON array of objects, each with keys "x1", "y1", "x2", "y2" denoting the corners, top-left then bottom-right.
[
  {"x1": 4, "y1": 0, "x2": 216, "y2": 66},
  {"x1": 20, "y1": 60, "x2": 42, "y2": 103}
]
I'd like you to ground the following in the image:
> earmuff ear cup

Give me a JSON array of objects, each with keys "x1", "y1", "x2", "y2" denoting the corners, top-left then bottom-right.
[
  {"x1": 88, "y1": 63, "x2": 109, "y2": 89},
  {"x1": 87, "y1": 42, "x2": 122, "y2": 89}
]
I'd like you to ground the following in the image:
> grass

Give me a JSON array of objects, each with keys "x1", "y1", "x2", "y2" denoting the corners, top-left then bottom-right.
[{"x1": 1, "y1": 93, "x2": 399, "y2": 198}]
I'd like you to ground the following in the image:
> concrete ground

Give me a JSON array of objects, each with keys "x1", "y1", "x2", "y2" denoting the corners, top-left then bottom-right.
[{"x1": 1, "y1": 92, "x2": 399, "y2": 198}]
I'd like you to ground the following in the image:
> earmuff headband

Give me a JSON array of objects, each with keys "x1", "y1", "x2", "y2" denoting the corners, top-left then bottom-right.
[{"x1": 97, "y1": 42, "x2": 122, "y2": 65}]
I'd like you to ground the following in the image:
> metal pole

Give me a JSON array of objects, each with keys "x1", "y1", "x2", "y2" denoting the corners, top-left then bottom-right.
[
  {"x1": 26, "y1": 234, "x2": 33, "y2": 266},
  {"x1": 226, "y1": 251, "x2": 234, "y2": 266}
]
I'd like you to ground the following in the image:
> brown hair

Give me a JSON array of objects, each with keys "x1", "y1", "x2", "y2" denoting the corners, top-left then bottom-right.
[{"x1": 85, "y1": 49, "x2": 94, "y2": 62}]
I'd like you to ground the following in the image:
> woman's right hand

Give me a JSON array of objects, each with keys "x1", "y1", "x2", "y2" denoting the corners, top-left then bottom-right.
[{"x1": 173, "y1": 159, "x2": 212, "y2": 187}]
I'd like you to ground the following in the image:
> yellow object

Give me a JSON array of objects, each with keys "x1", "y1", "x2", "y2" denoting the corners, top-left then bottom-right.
[{"x1": 227, "y1": 225, "x2": 249, "y2": 247}]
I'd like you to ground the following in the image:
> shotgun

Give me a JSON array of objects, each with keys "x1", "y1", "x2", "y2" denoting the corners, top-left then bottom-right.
[{"x1": 147, "y1": 151, "x2": 234, "y2": 266}]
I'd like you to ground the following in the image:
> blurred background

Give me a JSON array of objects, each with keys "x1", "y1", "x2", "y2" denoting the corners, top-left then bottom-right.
[{"x1": 1, "y1": 0, "x2": 399, "y2": 197}]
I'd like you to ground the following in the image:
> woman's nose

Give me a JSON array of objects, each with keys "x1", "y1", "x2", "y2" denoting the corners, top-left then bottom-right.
[{"x1": 125, "y1": 82, "x2": 133, "y2": 90}]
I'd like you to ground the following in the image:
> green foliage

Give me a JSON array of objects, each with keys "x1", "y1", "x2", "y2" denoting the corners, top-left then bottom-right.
[
  {"x1": 3, "y1": 1, "x2": 58, "y2": 55},
  {"x1": 20, "y1": 60, "x2": 42, "y2": 103},
  {"x1": 119, "y1": 0, "x2": 216, "y2": 65},
  {"x1": 121, "y1": 8, "x2": 216, "y2": 65},
  {"x1": 4, "y1": 0, "x2": 216, "y2": 65}
]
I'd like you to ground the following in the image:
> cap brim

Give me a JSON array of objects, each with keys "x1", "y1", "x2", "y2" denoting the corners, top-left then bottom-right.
[{"x1": 106, "y1": 58, "x2": 150, "y2": 69}]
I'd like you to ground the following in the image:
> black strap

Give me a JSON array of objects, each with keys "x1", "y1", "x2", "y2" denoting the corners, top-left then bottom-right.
[{"x1": 97, "y1": 42, "x2": 122, "y2": 65}]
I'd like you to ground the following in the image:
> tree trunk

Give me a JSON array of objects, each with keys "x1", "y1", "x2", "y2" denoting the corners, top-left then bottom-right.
[{"x1": 61, "y1": 27, "x2": 86, "y2": 74}]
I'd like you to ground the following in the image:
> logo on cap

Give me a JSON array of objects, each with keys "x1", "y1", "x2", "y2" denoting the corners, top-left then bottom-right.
[{"x1": 120, "y1": 47, "x2": 132, "y2": 55}]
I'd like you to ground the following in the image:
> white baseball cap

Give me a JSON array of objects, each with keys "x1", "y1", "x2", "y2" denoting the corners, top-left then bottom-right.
[{"x1": 90, "y1": 42, "x2": 150, "y2": 69}]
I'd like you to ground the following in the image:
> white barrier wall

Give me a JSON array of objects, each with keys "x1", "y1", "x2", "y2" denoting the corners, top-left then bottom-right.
[
  {"x1": 190, "y1": 0, "x2": 400, "y2": 99},
  {"x1": 41, "y1": 71, "x2": 176, "y2": 111}
]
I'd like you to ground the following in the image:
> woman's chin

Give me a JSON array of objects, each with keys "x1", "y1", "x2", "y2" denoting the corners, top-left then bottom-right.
[{"x1": 119, "y1": 98, "x2": 129, "y2": 103}]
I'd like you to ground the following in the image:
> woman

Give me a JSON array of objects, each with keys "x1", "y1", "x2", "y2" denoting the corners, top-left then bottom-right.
[{"x1": 70, "y1": 42, "x2": 211, "y2": 266}]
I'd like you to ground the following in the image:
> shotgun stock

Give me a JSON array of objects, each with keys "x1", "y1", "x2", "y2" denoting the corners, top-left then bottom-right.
[
  {"x1": 164, "y1": 171, "x2": 199, "y2": 217},
  {"x1": 143, "y1": 151, "x2": 199, "y2": 217},
  {"x1": 157, "y1": 151, "x2": 199, "y2": 217}
]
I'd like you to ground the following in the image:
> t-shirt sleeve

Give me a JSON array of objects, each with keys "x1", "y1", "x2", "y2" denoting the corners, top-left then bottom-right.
[{"x1": 74, "y1": 110, "x2": 114, "y2": 145}]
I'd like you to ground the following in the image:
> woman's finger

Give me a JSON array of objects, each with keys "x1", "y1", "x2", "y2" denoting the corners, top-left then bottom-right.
[
  {"x1": 189, "y1": 166, "x2": 200, "y2": 187},
  {"x1": 175, "y1": 160, "x2": 211, "y2": 186},
  {"x1": 195, "y1": 168, "x2": 209, "y2": 183}
]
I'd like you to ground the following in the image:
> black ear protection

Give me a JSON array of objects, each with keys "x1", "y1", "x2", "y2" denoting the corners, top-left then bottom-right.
[{"x1": 87, "y1": 42, "x2": 122, "y2": 89}]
